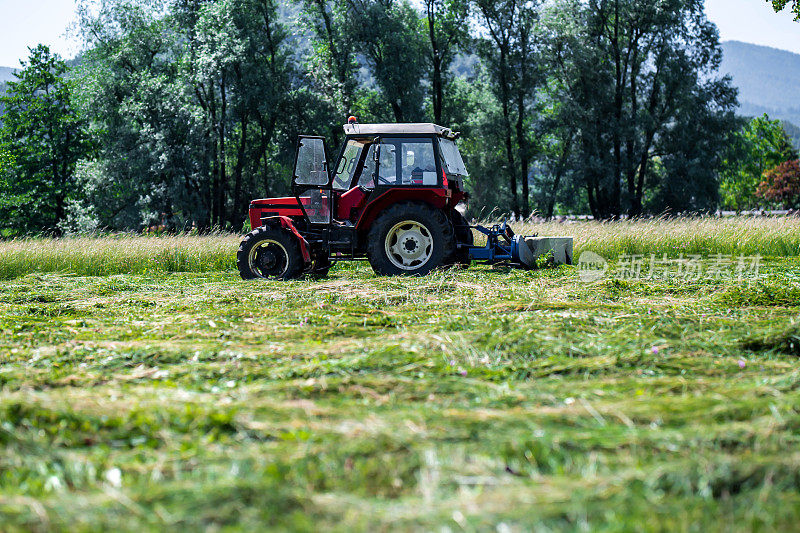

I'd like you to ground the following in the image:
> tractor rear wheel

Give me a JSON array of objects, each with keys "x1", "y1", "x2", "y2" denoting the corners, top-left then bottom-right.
[
  {"x1": 367, "y1": 202, "x2": 455, "y2": 276},
  {"x1": 310, "y1": 256, "x2": 332, "y2": 279},
  {"x1": 237, "y1": 226, "x2": 304, "y2": 280},
  {"x1": 446, "y1": 210, "x2": 474, "y2": 267}
]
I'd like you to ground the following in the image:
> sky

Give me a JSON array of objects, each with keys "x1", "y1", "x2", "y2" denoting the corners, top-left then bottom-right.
[{"x1": 0, "y1": 0, "x2": 798, "y2": 67}]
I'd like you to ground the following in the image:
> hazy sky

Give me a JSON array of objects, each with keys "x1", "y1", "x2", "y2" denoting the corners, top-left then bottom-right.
[{"x1": 0, "y1": 0, "x2": 798, "y2": 67}]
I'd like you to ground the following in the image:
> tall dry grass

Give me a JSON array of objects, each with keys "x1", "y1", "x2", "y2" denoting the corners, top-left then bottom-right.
[
  {"x1": 0, "y1": 233, "x2": 239, "y2": 280},
  {"x1": 514, "y1": 216, "x2": 800, "y2": 259},
  {"x1": 0, "y1": 217, "x2": 798, "y2": 279}
]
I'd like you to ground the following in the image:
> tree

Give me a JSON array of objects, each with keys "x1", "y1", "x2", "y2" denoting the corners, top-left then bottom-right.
[
  {"x1": 768, "y1": 0, "x2": 800, "y2": 19},
  {"x1": 447, "y1": 67, "x2": 510, "y2": 215},
  {"x1": 531, "y1": 100, "x2": 578, "y2": 219},
  {"x1": 188, "y1": 0, "x2": 296, "y2": 227},
  {"x1": 544, "y1": 0, "x2": 738, "y2": 219},
  {"x1": 757, "y1": 159, "x2": 800, "y2": 209},
  {"x1": 344, "y1": 0, "x2": 428, "y2": 122},
  {"x1": 300, "y1": 0, "x2": 359, "y2": 145},
  {"x1": 77, "y1": 0, "x2": 199, "y2": 230},
  {"x1": 474, "y1": 0, "x2": 540, "y2": 218},
  {"x1": 77, "y1": 0, "x2": 298, "y2": 230},
  {"x1": 0, "y1": 45, "x2": 94, "y2": 235},
  {"x1": 423, "y1": 0, "x2": 469, "y2": 124},
  {"x1": 720, "y1": 115, "x2": 798, "y2": 210}
]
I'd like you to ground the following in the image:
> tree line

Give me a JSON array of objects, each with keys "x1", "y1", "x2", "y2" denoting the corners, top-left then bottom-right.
[{"x1": 0, "y1": 0, "x2": 798, "y2": 236}]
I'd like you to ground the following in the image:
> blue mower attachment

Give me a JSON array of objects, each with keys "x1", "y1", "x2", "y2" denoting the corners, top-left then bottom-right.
[{"x1": 464, "y1": 221, "x2": 573, "y2": 269}]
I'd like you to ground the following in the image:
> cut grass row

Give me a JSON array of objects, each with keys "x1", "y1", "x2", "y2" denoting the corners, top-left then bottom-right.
[
  {"x1": 0, "y1": 254, "x2": 799, "y2": 529},
  {"x1": 0, "y1": 216, "x2": 799, "y2": 279}
]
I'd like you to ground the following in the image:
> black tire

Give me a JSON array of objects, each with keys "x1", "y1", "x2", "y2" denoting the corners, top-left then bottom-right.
[
  {"x1": 310, "y1": 257, "x2": 332, "y2": 279},
  {"x1": 447, "y1": 210, "x2": 474, "y2": 267},
  {"x1": 367, "y1": 202, "x2": 455, "y2": 276},
  {"x1": 237, "y1": 226, "x2": 304, "y2": 280}
]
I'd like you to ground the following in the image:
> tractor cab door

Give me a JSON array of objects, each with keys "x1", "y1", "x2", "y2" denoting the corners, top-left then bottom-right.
[{"x1": 292, "y1": 136, "x2": 332, "y2": 225}]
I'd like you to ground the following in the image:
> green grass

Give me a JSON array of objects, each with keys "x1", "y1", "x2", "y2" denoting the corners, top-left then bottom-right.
[
  {"x1": 516, "y1": 216, "x2": 800, "y2": 258},
  {"x1": 0, "y1": 233, "x2": 237, "y2": 280},
  {"x1": 1, "y1": 216, "x2": 799, "y2": 280},
  {"x1": 0, "y1": 218, "x2": 799, "y2": 531}
]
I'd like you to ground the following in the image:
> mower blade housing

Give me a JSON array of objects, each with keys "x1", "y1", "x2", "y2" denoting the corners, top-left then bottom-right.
[{"x1": 514, "y1": 236, "x2": 574, "y2": 267}]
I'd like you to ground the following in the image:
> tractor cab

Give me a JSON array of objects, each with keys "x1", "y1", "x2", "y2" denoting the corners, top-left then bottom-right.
[
  {"x1": 247, "y1": 122, "x2": 469, "y2": 229},
  {"x1": 238, "y1": 119, "x2": 571, "y2": 280}
]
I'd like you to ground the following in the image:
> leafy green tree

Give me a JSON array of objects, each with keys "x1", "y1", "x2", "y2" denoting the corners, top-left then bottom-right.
[
  {"x1": 422, "y1": 0, "x2": 469, "y2": 124},
  {"x1": 76, "y1": 0, "x2": 195, "y2": 229},
  {"x1": 300, "y1": 0, "x2": 360, "y2": 145},
  {"x1": 531, "y1": 101, "x2": 578, "y2": 219},
  {"x1": 188, "y1": 0, "x2": 296, "y2": 226},
  {"x1": 544, "y1": 0, "x2": 738, "y2": 218},
  {"x1": 768, "y1": 0, "x2": 800, "y2": 19},
  {"x1": 647, "y1": 83, "x2": 739, "y2": 214},
  {"x1": 0, "y1": 45, "x2": 94, "y2": 235},
  {"x1": 345, "y1": 0, "x2": 428, "y2": 122},
  {"x1": 473, "y1": 0, "x2": 540, "y2": 218},
  {"x1": 77, "y1": 0, "x2": 298, "y2": 230},
  {"x1": 720, "y1": 114, "x2": 798, "y2": 210},
  {"x1": 447, "y1": 68, "x2": 510, "y2": 215}
]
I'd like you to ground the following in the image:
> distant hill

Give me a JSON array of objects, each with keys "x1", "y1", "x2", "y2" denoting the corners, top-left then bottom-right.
[
  {"x1": 720, "y1": 41, "x2": 800, "y2": 136},
  {"x1": 0, "y1": 69, "x2": 9, "y2": 115},
  {"x1": 0, "y1": 67, "x2": 16, "y2": 111},
  {"x1": 0, "y1": 66, "x2": 17, "y2": 85}
]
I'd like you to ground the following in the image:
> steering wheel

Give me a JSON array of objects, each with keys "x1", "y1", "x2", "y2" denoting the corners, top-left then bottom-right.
[{"x1": 377, "y1": 176, "x2": 395, "y2": 185}]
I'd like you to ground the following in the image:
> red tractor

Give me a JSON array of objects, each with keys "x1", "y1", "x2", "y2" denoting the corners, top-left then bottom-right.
[{"x1": 237, "y1": 120, "x2": 572, "y2": 280}]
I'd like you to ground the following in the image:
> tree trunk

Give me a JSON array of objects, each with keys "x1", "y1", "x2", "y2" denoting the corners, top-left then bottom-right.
[
  {"x1": 611, "y1": 0, "x2": 623, "y2": 219},
  {"x1": 427, "y1": 1, "x2": 443, "y2": 124},
  {"x1": 546, "y1": 134, "x2": 573, "y2": 219},
  {"x1": 315, "y1": 0, "x2": 351, "y2": 116},
  {"x1": 217, "y1": 72, "x2": 228, "y2": 227},
  {"x1": 232, "y1": 110, "x2": 249, "y2": 228},
  {"x1": 516, "y1": 90, "x2": 529, "y2": 218},
  {"x1": 391, "y1": 100, "x2": 404, "y2": 122},
  {"x1": 208, "y1": 86, "x2": 219, "y2": 227},
  {"x1": 499, "y1": 46, "x2": 519, "y2": 218}
]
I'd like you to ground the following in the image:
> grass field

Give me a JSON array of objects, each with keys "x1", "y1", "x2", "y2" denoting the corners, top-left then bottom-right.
[{"x1": 1, "y1": 218, "x2": 799, "y2": 531}]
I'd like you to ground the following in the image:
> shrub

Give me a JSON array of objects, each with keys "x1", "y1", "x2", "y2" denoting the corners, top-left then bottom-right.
[{"x1": 757, "y1": 159, "x2": 800, "y2": 210}]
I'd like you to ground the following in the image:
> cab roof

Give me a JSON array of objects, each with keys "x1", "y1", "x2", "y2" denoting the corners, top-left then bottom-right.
[{"x1": 343, "y1": 122, "x2": 459, "y2": 140}]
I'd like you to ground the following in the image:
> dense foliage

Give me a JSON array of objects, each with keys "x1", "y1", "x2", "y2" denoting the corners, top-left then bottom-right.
[
  {"x1": 758, "y1": 159, "x2": 800, "y2": 208},
  {"x1": 770, "y1": 0, "x2": 800, "y2": 19},
  {"x1": 0, "y1": 46, "x2": 95, "y2": 235},
  {"x1": 0, "y1": 0, "x2": 780, "y2": 234},
  {"x1": 720, "y1": 115, "x2": 799, "y2": 211},
  {"x1": 542, "y1": 0, "x2": 739, "y2": 218}
]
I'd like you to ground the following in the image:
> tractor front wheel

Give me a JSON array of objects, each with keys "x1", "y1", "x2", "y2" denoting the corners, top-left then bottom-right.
[
  {"x1": 367, "y1": 202, "x2": 455, "y2": 276},
  {"x1": 237, "y1": 226, "x2": 304, "y2": 280}
]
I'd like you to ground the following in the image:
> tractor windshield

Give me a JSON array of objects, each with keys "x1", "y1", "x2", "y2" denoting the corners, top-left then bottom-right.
[
  {"x1": 333, "y1": 140, "x2": 366, "y2": 191},
  {"x1": 439, "y1": 138, "x2": 468, "y2": 177}
]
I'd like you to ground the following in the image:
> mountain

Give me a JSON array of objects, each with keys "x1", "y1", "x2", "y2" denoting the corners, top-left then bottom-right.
[
  {"x1": 720, "y1": 41, "x2": 800, "y2": 131},
  {"x1": 0, "y1": 66, "x2": 17, "y2": 85}
]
